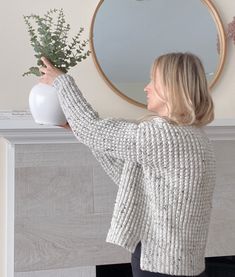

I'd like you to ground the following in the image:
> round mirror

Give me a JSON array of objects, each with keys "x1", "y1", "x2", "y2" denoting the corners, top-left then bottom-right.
[{"x1": 90, "y1": 0, "x2": 226, "y2": 108}]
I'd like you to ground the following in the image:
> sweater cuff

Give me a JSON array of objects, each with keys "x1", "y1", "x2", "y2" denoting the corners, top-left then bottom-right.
[{"x1": 52, "y1": 73, "x2": 73, "y2": 89}]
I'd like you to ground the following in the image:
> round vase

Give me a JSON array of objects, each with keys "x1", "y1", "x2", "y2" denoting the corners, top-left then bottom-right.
[{"x1": 29, "y1": 83, "x2": 67, "y2": 126}]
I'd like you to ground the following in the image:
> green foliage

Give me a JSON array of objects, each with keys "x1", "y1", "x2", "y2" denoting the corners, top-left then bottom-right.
[{"x1": 23, "y1": 8, "x2": 91, "y2": 77}]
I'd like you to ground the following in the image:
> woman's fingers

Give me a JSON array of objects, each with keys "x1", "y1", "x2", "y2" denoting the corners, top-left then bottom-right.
[
  {"x1": 41, "y1": 56, "x2": 53, "y2": 68},
  {"x1": 39, "y1": 75, "x2": 46, "y2": 81},
  {"x1": 38, "y1": 57, "x2": 64, "y2": 85},
  {"x1": 39, "y1": 66, "x2": 47, "y2": 74},
  {"x1": 39, "y1": 75, "x2": 50, "y2": 85}
]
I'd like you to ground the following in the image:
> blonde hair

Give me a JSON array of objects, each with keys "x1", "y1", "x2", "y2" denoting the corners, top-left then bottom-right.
[{"x1": 137, "y1": 52, "x2": 215, "y2": 127}]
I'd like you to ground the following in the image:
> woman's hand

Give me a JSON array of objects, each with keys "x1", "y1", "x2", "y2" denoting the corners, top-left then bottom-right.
[
  {"x1": 59, "y1": 123, "x2": 71, "y2": 130},
  {"x1": 39, "y1": 57, "x2": 64, "y2": 86}
]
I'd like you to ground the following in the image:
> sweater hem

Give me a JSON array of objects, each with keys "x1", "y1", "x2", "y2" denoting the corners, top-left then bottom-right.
[
  {"x1": 140, "y1": 240, "x2": 207, "y2": 276},
  {"x1": 106, "y1": 229, "x2": 206, "y2": 276}
]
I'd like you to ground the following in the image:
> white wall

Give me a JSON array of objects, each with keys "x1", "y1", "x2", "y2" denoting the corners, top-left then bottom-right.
[{"x1": 0, "y1": 0, "x2": 234, "y2": 120}]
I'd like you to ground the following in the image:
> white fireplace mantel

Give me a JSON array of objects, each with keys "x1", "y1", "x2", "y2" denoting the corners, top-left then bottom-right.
[{"x1": 1, "y1": 118, "x2": 235, "y2": 144}]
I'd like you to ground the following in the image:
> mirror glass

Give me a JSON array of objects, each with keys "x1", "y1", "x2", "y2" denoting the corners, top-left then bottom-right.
[{"x1": 92, "y1": 0, "x2": 223, "y2": 106}]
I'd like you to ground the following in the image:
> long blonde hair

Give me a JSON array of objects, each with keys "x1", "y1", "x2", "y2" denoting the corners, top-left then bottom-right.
[{"x1": 137, "y1": 52, "x2": 215, "y2": 127}]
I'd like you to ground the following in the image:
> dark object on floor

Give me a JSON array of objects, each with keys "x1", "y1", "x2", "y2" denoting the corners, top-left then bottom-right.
[
  {"x1": 96, "y1": 263, "x2": 133, "y2": 277},
  {"x1": 205, "y1": 256, "x2": 235, "y2": 277}
]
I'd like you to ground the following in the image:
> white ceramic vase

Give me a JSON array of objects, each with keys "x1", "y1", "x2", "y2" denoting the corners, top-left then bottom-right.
[{"x1": 29, "y1": 83, "x2": 67, "y2": 126}]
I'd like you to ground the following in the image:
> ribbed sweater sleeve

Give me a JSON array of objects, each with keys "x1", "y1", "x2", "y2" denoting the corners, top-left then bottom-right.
[
  {"x1": 52, "y1": 74, "x2": 150, "y2": 165},
  {"x1": 90, "y1": 150, "x2": 125, "y2": 185}
]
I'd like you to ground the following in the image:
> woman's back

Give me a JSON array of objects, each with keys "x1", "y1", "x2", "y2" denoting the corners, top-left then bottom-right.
[{"x1": 105, "y1": 117, "x2": 216, "y2": 276}]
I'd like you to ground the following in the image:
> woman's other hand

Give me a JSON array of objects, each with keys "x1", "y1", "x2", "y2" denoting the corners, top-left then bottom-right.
[
  {"x1": 58, "y1": 123, "x2": 71, "y2": 130},
  {"x1": 39, "y1": 57, "x2": 64, "y2": 86}
]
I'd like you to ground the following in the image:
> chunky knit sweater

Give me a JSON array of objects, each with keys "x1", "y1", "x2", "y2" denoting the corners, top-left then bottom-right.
[{"x1": 52, "y1": 74, "x2": 216, "y2": 276}]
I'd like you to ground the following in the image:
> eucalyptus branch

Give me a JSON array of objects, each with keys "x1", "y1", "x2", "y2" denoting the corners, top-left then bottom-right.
[{"x1": 23, "y1": 8, "x2": 90, "y2": 77}]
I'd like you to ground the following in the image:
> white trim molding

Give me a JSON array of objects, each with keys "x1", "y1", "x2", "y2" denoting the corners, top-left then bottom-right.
[{"x1": 0, "y1": 118, "x2": 235, "y2": 144}]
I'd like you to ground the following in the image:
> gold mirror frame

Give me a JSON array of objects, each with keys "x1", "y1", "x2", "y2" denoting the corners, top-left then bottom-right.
[{"x1": 90, "y1": 0, "x2": 227, "y2": 109}]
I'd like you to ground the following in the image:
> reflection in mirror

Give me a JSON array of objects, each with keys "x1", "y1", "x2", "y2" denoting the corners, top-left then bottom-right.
[{"x1": 91, "y1": 0, "x2": 226, "y2": 107}]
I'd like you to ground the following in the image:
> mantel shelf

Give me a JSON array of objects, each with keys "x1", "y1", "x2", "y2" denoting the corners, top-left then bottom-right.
[{"x1": 1, "y1": 118, "x2": 235, "y2": 144}]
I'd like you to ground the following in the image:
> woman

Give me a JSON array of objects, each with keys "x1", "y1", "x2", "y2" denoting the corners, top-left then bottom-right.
[{"x1": 39, "y1": 52, "x2": 215, "y2": 277}]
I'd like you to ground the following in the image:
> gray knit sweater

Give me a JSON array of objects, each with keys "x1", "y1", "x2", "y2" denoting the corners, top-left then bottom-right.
[{"x1": 52, "y1": 74, "x2": 216, "y2": 276}]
